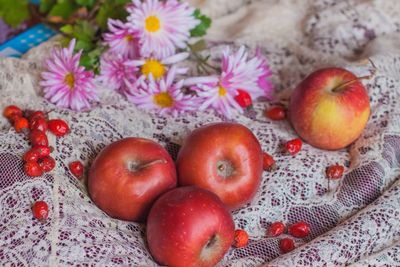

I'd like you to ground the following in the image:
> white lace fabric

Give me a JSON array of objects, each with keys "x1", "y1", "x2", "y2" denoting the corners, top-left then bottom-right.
[{"x1": 1, "y1": 0, "x2": 400, "y2": 266}]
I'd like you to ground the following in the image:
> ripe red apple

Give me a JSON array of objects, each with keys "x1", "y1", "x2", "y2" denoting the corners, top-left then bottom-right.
[
  {"x1": 176, "y1": 122, "x2": 263, "y2": 210},
  {"x1": 88, "y1": 138, "x2": 176, "y2": 222},
  {"x1": 289, "y1": 67, "x2": 370, "y2": 150},
  {"x1": 147, "y1": 186, "x2": 235, "y2": 267}
]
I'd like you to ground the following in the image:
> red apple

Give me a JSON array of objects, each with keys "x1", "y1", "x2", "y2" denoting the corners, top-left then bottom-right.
[
  {"x1": 88, "y1": 138, "x2": 176, "y2": 222},
  {"x1": 289, "y1": 67, "x2": 370, "y2": 150},
  {"x1": 176, "y1": 122, "x2": 263, "y2": 210},
  {"x1": 147, "y1": 186, "x2": 235, "y2": 267}
]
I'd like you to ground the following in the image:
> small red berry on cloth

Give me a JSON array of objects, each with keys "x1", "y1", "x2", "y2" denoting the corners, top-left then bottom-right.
[
  {"x1": 48, "y1": 119, "x2": 69, "y2": 137},
  {"x1": 39, "y1": 156, "x2": 56, "y2": 172},
  {"x1": 24, "y1": 161, "x2": 43, "y2": 177},
  {"x1": 326, "y1": 164, "x2": 345, "y2": 179},
  {"x1": 29, "y1": 117, "x2": 48, "y2": 132},
  {"x1": 13, "y1": 117, "x2": 29, "y2": 133},
  {"x1": 32, "y1": 201, "x2": 49, "y2": 220},
  {"x1": 284, "y1": 138, "x2": 302, "y2": 155},
  {"x1": 262, "y1": 152, "x2": 276, "y2": 171},
  {"x1": 279, "y1": 238, "x2": 295, "y2": 253},
  {"x1": 69, "y1": 161, "x2": 84, "y2": 179},
  {"x1": 234, "y1": 89, "x2": 252, "y2": 108},
  {"x1": 23, "y1": 149, "x2": 40, "y2": 162},
  {"x1": 288, "y1": 221, "x2": 310, "y2": 238},
  {"x1": 267, "y1": 221, "x2": 285, "y2": 237},
  {"x1": 233, "y1": 229, "x2": 249, "y2": 248},
  {"x1": 28, "y1": 111, "x2": 46, "y2": 122},
  {"x1": 30, "y1": 130, "x2": 49, "y2": 146},
  {"x1": 265, "y1": 106, "x2": 286, "y2": 120},
  {"x1": 31, "y1": 145, "x2": 51, "y2": 158},
  {"x1": 3, "y1": 105, "x2": 23, "y2": 120}
]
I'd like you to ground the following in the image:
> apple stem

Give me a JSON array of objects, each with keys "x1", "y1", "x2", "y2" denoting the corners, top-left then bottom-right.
[
  {"x1": 128, "y1": 159, "x2": 167, "y2": 172},
  {"x1": 332, "y1": 59, "x2": 377, "y2": 93}
]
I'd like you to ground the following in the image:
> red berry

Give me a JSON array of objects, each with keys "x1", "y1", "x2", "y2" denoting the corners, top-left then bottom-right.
[
  {"x1": 234, "y1": 89, "x2": 252, "y2": 108},
  {"x1": 284, "y1": 138, "x2": 302, "y2": 155},
  {"x1": 48, "y1": 119, "x2": 69, "y2": 137},
  {"x1": 29, "y1": 111, "x2": 46, "y2": 122},
  {"x1": 39, "y1": 156, "x2": 56, "y2": 172},
  {"x1": 31, "y1": 145, "x2": 51, "y2": 158},
  {"x1": 3, "y1": 105, "x2": 22, "y2": 120},
  {"x1": 23, "y1": 149, "x2": 40, "y2": 162},
  {"x1": 265, "y1": 106, "x2": 286, "y2": 120},
  {"x1": 69, "y1": 161, "x2": 84, "y2": 179},
  {"x1": 13, "y1": 117, "x2": 29, "y2": 133},
  {"x1": 263, "y1": 152, "x2": 276, "y2": 171},
  {"x1": 268, "y1": 221, "x2": 285, "y2": 237},
  {"x1": 32, "y1": 201, "x2": 49, "y2": 220},
  {"x1": 29, "y1": 117, "x2": 48, "y2": 132},
  {"x1": 233, "y1": 229, "x2": 249, "y2": 248},
  {"x1": 279, "y1": 238, "x2": 295, "y2": 253},
  {"x1": 24, "y1": 161, "x2": 43, "y2": 177},
  {"x1": 288, "y1": 221, "x2": 310, "y2": 238},
  {"x1": 30, "y1": 130, "x2": 49, "y2": 146},
  {"x1": 326, "y1": 164, "x2": 345, "y2": 179}
]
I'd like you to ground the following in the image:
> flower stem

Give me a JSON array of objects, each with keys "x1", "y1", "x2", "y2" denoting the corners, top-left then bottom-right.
[{"x1": 188, "y1": 43, "x2": 220, "y2": 74}]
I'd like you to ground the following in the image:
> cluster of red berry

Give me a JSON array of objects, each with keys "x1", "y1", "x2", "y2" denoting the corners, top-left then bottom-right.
[{"x1": 3, "y1": 105, "x2": 85, "y2": 221}]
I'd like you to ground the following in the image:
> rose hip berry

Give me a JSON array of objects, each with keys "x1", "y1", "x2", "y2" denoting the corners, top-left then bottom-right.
[
  {"x1": 284, "y1": 138, "x2": 302, "y2": 155},
  {"x1": 3, "y1": 105, "x2": 23, "y2": 120},
  {"x1": 39, "y1": 156, "x2": 56, "y2": 172},
  {"x1": 265, "y1": 106, "x2": 286, "y2": 121},
  {"x1": 29, "y1": 111, "x2": 46, "y2": 122},
  {"x1": 29, "y1": 117, "x2": 48, "y2": 132},
  {"x1": 263, "y1": 152, "x2": 276, "y2": 171},
  {"x1": 267, "y1": 221, "x2": 285, "y2": 237},
  {"x1": 30, "y1": 130, "x2": 49, "y2": 146},
  {"x1": 234, "y1": 89, "x2": 253, "y2": 108},
  {"x1": 326, "y1": 164, "x2": 345, "y2": 179},
  {"x1": 32, "y1": 201, "x2": 49, "y2": 220},
  {"x1": 24, "y1": 161, "x2": 43, "y2": 177},
  {"x1": 31, "y1": 145, "x2": 51, "y2": 158},
  {"x1": 279, "y1": 238, "x2": 295, "y2": 253},
  {"x1": 288, "y1": 221, "x2": 310, "y2": 238},
  {"x1": 233, "y1": 229, "x2": 249, "y2": 248},
  {"x1": 48, "y1": 119, "x2": 69, "y2": 137},
  {"x1": 13, "y1": 117, "x2": 29, "y2": 133},
  {"x1": 23, "y1": 150, "x2": 40, "y2": 162},
  {"x1": 69, "y1": 161, "x2": 84, "y2": 179}
]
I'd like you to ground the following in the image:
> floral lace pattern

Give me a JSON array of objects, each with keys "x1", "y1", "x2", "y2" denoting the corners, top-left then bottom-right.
[{"x1": 1, "y1": 0, "x2": 400, "y2": 266}]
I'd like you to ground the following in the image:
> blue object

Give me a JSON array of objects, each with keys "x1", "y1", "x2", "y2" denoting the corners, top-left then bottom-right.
[{"x1": 0, "y1": 23, "x2": 57, "y2": 58}]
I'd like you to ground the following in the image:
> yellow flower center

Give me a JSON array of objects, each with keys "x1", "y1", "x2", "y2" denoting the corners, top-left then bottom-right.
[
  {"x1": 141, "y1": 59, "x2": 165, "y2": 79},
  {"x1": 218, "y1": 86, "x2": 227, "y2": 96},
  {"x1": 154, "y1": 92, "x2": 174, "y2": 108},
  {"x1": 64, "y1": 73, "x2": 75, "y2": 89},
  {"x1": 124, "y1": 34, "x2": 134, "y2": 42},
  {"x1": 145, "y1": 15, "x2": 161, "y2": 33}
]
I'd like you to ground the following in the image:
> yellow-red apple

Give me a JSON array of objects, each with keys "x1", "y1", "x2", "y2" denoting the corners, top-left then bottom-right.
[
  {"x1": 88, "y1": 138, "x2": 176, "y2": 222},
  {"x1": 289, "y1": 67, "x2": 370, "y2": 150}
]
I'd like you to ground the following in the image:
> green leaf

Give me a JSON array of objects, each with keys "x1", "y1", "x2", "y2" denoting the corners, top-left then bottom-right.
[
  {"x1": 39, "y1": 0, "x2": 56, "y2": 13},
  {"x1": 48, "y1": 0, "x2": 78, "y2": 19},
  {"x1": 190, "y1": 9, "x2": 211, "y2": 37},
  {"x1": 0, "y1": 0, "x2": 30, "y2": 27},
  {"x1": 190, "y1": 39, "x2": 207, "y2": 52},
  {"x1": 75, "y1": 39, "x2": 93, "y2": 51},
  {"x1": 75, "y1": 0, "x2": 95, "y2": 8},
  {"x1": 60, "y1": 24, "x2": 74, "y2": 34},
  {"x1": 95, "y1": 1, "x2": 129, "y2": 30}
]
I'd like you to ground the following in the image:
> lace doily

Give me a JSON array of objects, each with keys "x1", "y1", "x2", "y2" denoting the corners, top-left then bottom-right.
[{"x1": 1, "y1": 0, "x2": 400, "y2": 266}]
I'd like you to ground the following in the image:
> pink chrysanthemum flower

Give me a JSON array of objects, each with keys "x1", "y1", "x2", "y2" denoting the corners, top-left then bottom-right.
[
  {"x1": 97, "y1": 52, "x2": 139, "y2": 92},
  {"x1": 125, "y1": 52, "x2": 189, "y2": 80},
  {"x1": 125, "y1": 66, "x2": 198, "y2": 116},
  {"x1": 255, "y1": 48, "x2": 274, "y2": 100},
  {"x1": 184, "y1": 46, "x2": 274, "y2": 118},
  {"x1": 127, "y1": 0, "x2": 200, "y2": 58},
  {"x1": 103, "y1": 19, "x2": 139, "y2": 58},
  {"x1": 40, "y1": 39, "x2": 98, "y2": 111}
]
